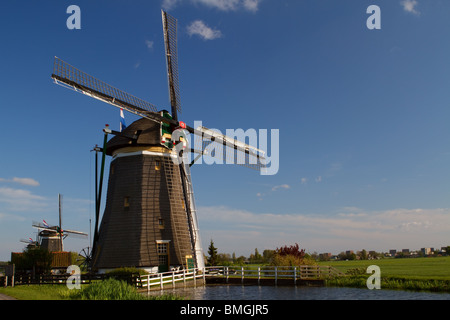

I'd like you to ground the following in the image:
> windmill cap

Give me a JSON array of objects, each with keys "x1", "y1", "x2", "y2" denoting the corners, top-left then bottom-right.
[{"x1": 106, "y1": 118, "x2": 162, "y2": 156}]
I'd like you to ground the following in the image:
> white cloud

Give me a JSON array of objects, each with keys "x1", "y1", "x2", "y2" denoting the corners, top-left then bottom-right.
[
  {"x1": 271, "y1": 184, "x2": 290, "y2": 191},
  {"x1": 197, "y1": 206, "x2": 450, "y2": 256},
  {"x1": 163, "y1": 0, "x2": 262, "y2": 12},
  {"x1": 315, "y1": 176, "x2": 322, "y2": 183},
  {"x1": 0, "y1": 187, "x2": 48, "y2": 212},
  {"x1": 145, "y1": 40, "x2": 154, "y2": 51},
  {"x1": 242, "y1": 0, "x2": 260, "y2": 12},
  {"x1": 0, "y1": 212, "x2": 26, "y2": 222},
  {"x1": 162, "y1": 0, "x2": 182, "y2": 10},
  {"x1": 13, "y1": 177, "x2": 40, "y2": 187},
  {"x1": 300, "y1": 177, "x2": 308, "y2": 185},
  {"x1": 0, "y1": 187, "x2": 45, "y2": 201},
  {"x1": 0, "y1": 177, "x2": 39, "y2": 187},
  {"x1": 193, "y1": 0, "x2": 240, "y2": 11},
  {"x1": 187, "y1": 20, "x2": 222, "y2": 40},
  {"x1": 401, "y1": 0, "x2": 420, "y2": 15}
]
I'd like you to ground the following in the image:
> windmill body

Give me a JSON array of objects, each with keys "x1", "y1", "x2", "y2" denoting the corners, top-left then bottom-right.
[
  {"x1": 92, "y1": 118, "x2": 198, "y2": 272},
  {"x1": 39, "y1": 229, "x2": 63, "y2": 252}
]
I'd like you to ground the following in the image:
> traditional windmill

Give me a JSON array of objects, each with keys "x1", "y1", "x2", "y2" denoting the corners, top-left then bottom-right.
[
  {"x1": 19, "y1": 237, "x2": 38, "y2": 249},
  {"x1": 32, "y1": 194, "x2": 88, "y2": 252},
  {"x1": 51, "y1": 11, "x2": 267, "y2": 273}
]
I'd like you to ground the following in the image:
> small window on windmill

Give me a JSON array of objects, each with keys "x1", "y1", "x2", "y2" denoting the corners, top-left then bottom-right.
[
  {"x1": 155, "y1": 160, "x2": 161, "y2": 171},
  {"x1": 157, "y1": 242, "x2": 168, "y2": 254},
  {"x1": 124, "y1": 196, "x2": 130, "y2": 209},
  {"x1": 158, "y1": 218, "x2": 165, "y2": 229}
]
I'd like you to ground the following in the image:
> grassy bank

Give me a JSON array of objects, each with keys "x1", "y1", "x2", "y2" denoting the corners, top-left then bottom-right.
[
  {"x1": 326, "y1": 275, "x2": 450, "y2": 293},
  {"x1": 318, "y1": 256, "x2": 450, "y2": 280},
  {"x1": 319, "y1": 256, "x2": 450, "y2": 292},
  {"x1": 0, "y1": 278, "x2": 183, "y2": 300}
]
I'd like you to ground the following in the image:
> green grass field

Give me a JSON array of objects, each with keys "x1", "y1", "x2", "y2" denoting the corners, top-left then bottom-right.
[
  {"x1": 318, "y1": 256, "x2": 450, "y2": 280},
  {"x1": 2, "y1": 257, "x2": 449, "y2": 298}
]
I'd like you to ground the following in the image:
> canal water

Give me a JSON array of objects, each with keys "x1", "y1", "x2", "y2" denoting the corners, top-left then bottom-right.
[{"x1": 147, "y1": 284, "x2": 450, "y2": 300}]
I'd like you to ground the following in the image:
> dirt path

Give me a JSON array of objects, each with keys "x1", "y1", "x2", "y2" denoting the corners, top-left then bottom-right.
[{"x1": 0, "y1": 293, "x2": 16, "y2": 300}]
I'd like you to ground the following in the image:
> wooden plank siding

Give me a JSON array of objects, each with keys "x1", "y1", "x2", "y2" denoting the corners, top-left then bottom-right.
[{"x1": 92, "y1": 119, "x2": 194, "y2": 271}]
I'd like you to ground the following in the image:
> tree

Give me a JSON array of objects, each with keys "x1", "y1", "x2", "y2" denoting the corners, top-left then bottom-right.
[
  {"x1": 270, "y1": 243, "x2": 316, "y2": 266},
  {"x1": 14, "y1": 247, "x2": 53, "y2": 274},
  {"x1": 358, "y1": 249, "x2": 368, "y2": 260},
  {"x1": 207, "y1": 239, "x2": 218, "y2": 266},
  {"x1": 262, "y1": 249, "x2": 274, "y2": 263},
  {"x1": 249, "y1": 248, "x2": 263, "y2": 264},
  {"x1": 275, "y1": 243, "x2": 305, "y2": 259}
]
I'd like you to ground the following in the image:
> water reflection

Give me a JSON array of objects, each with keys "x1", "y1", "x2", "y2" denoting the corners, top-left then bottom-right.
[{"x1": 146, "y1": 284, "x2": 450, "y2": 300}]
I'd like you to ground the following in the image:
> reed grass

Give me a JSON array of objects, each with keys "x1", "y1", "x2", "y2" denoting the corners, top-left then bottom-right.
[
  {"x1": 0, "y1": 278, "x2": 183, "y2": 300},
  {"x1": 326, "y1": 275, "x2": 450, "y2": 293},
  {"x1": 65, "y1": 278, "x2": 183, "y2": 300}
]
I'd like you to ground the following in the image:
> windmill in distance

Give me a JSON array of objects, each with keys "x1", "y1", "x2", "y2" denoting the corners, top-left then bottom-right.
[
  {"x1": 51, "y1": 10, "x2": 268, "y2": 273},
  {"x1": 19, "y1": 237, "x2": 38, "y2": 249},
  {"x1": 32, "y1": 194, "x2": 88, "y2": 252}
]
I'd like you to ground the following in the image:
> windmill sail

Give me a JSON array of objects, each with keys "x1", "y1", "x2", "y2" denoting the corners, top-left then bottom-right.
[
  {"x1": 51, "y1": 57, "x2": 159, "y2": 121},
  {"x1": 162, "y1": 10, "x2": 182, "y2": 120},
  {"x1": 192, "y1": 126, "x2": 267, "y2": 172}
]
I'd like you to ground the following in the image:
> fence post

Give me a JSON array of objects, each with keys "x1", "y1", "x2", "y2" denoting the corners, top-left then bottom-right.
[
  {"x1": 183, "y1": 269, "x2": 186, "y2": 286},
  {"x1": 226, "y1": 267, "x2": 229, "y2": 283},
  {"x1": 241, "y1": 267, "x2": 244, "y2": 284},
  {"x1": 160, "y1": 273, "x2": 163, "y2": 289},
  {"x1": 294, "y1": 267, "x2": 297, "y2": 284},
  {"x1": 258, "y1": 266, "x2": 261, "y2": 285},
  {"x1": 172, "y1": 272, "x2": 175, "y2": 288},
  {"x1": 193, "y1": 269, "x2": 196, "y2": 287},
  {"x1": 147, "y1": 275, "x2": 150, "y2": 293},
  {"x1": 203, "y1": 268, "x2": 206, "y2": 284}
]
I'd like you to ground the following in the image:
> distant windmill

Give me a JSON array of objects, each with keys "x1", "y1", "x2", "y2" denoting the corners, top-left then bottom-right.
[
  {"x1": 19, "y1": 237, "x2": 38, "y2": 249},
  {"x1": 32, "y1": 194, "x2": 88, "y2": 252},
  {"x1": 51, "y1": 11, "x2": 267, "y2": 273}
]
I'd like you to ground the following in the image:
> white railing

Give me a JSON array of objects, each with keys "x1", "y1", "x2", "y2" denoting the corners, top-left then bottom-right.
[
  {"x1": 140, "y1": 268, "x2": 206, "y2": 292},
  {"x1": 139, "y1": 265, "x2": 342, "y2": 291}
]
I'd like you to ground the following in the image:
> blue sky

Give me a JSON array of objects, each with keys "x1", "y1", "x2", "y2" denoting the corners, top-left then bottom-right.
[{"x1": 1, "y1": 0, "x2": 450, "y2": 261}]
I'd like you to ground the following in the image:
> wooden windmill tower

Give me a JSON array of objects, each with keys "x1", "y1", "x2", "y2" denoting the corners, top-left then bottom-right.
[
  {"x1": 20, "y1": 237, "x2": 38, "y2": 249},
  {"x1": 51, "y1": 11, "x2": 267, "y2": 273},
  {"x1": 32, "y1": 194, "x2": 88, "y2": 252}
]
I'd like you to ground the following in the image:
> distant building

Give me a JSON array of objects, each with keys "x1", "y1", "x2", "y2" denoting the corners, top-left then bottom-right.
[
  {"x1": 319, "y1": 253, "x2": 332, "y2": 261},
  {"x1": 389, "y1": 249, "x2": 397, "y2": 256},
  {"x1": 421, "y1": 248, "x2": 432, "y2": 255}
]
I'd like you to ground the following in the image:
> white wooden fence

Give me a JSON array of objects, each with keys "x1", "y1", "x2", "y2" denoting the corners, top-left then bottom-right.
[{"x1": 139, "y1": 265, "x2": 343, "y2": 291}]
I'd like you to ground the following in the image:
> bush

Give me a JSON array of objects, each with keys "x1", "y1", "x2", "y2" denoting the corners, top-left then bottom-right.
[
  {"x1": 345, "y1": 267, "x2": 366, "y2": 276},
  {"x1": 270, "y1": 243, "x2": 316, "y2": 267},
  {"x1": 69, "y1": 278, "x2": 146, "y2": 300},
  {"x1": 106, "y1": 267, "x2": 147, "y2": 285},
  {"x1": 65, "y1": 278, "x2": 185, "y2": 300},
  {"x1": 106, "y1": 267, "x2": 147, "y2": 277},
  {"x1": 13, "y1": 247, "x2": 53, "y2": 274}
]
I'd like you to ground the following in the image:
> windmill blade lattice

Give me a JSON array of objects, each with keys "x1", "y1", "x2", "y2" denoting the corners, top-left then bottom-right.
[
  {"x1": 162, "y1": 10, "x2": 182, "y2": 118},
  {"x1": 52, "y1": 57, "x2": 159, "y2": 119},
  {"x1": 193, "y1": 127, "x2": 267, "y2": 172}
]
